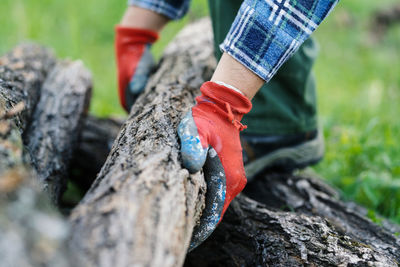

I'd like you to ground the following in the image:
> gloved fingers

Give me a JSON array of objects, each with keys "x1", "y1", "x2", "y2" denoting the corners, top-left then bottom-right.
[
  {"x1": 124, "y1": 46, "x2": 155, "y2": 110},
  {"x1": 128, "y1": 46, "x2": 155, "y2": 95},
  {"x1": 178, "y1": 111, "x2": 208, "y2": 174},
  {"x1": 189, "y1": 147, "x2": 226, "y2": 251}
]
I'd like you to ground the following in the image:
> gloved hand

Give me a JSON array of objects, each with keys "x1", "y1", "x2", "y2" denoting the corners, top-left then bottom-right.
[
  {"x1": 115, "y1": 25, "x2": 159, "y2": 112},
  {"x1": 178, "y1": 81, "x2": 252, "y2": 250}
]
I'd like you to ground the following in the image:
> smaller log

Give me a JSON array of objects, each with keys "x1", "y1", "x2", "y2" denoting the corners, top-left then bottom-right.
[
  {"x1": 185, "y1": 172, "x2": 400, "y2": 266},
  {"x1": 24, "y1": 60, "x2": 92, "y2": 204},
  {"x1": 244, "y1": 170, "x2": 400, "y2": 254}
]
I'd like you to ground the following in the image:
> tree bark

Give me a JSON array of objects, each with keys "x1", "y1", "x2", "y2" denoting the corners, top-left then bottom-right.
[
  {"x1": 185, "y1": 171, "x2": 400, "y2": 266},
  {"x1": 69, "y1": 19, "x2": 214, "y2": 267},
  {"x1": 24, "y1": 60, "x2": 92, "y2": 203},
  {"x1": 0, "y1": 45, "x2": 77, "y2": 267},
  {"x1": 69, "y1": 18, "x2": 400, "y2": 267}
]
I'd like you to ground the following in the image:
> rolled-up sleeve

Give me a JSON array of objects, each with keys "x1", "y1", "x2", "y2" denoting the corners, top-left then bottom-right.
[{"x1": 221, "y1": 0, "x2": 339, "y2": 82}]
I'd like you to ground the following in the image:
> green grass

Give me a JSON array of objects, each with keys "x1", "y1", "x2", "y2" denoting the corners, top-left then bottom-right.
[
  {"x1": 312, "y1": 1, "x2": 400, "y2": 223},
  {"x1": 1, "y1": 1, "x2": 399, "y2": 223}
]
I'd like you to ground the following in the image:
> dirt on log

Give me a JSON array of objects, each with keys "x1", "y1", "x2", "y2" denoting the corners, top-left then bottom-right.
[
  {"x1": 24, "y1": 60, "x2": 92, "y2": 203},
  {"x1": 69, "y1": 19, "x2": 399, "y2": 267}
]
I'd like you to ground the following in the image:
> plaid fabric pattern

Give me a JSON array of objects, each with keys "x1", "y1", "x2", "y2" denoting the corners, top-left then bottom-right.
[
  {"x1": 128, "y1": 0, "x2": 190, "y2": 20},
  {"x1": 221, "y1": 0, "x2": 338, "y2": 81}
]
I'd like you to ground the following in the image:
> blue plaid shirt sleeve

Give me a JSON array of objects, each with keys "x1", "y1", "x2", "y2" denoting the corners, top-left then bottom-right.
[{"x1": 221, "y1": 0, "x2": 339, "y2": 82}]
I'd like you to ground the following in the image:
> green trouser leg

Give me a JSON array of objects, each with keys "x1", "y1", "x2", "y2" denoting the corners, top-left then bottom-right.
[{"x1": 208, "y1": 0, "x2": 319, "y2": 135}]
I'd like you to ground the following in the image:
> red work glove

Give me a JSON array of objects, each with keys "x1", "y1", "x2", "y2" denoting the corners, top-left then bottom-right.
[
  {"x1": 178, "y1": 81, "x2": 252, "y2": 250},
  {"x1": 115, "y1": 25, "x2": 159, "y2": 111}
]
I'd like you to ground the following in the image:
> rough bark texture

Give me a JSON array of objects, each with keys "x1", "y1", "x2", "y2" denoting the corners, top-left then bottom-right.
[
  {"x1": 0, "y1": 46, "x2": 77, "y2": 267},
  {"x1": 24, "y1": 60, "x2": 92, "y2": 203},
  {"x1": 70, "y1": 115, "x2": 123, "y2": 192},
  {"x1": 69, "y1": 19, "x2": 214, "y2": 267},
  {"x1": 185, "y1": 171, "x2": 400, "y2": 266}
]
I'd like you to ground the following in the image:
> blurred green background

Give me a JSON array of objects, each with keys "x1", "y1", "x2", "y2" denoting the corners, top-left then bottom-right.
[{"x1": 1, "y1": 0, "x2": 399, "y2": 224}]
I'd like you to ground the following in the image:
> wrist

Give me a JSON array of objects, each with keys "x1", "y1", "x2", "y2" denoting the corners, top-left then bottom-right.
[{"x1": 210, "y1": 53, "x2": 264, "y2": 100}]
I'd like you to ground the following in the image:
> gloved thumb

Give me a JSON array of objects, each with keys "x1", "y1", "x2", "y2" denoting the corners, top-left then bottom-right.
[{"x1": 178, "y1": 111, "x2": 208, "y2": 173}]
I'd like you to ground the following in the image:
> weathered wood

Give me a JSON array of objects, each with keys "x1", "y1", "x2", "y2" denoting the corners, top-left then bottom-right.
[
  {"x1": 69, "y1": 19, "x2": 214, "y2": 267},
  {"x1": 0, "y1": 46, "x2": 78, "y2": 267},
  {"x1": 24, "y1": 60, "x2": 92, "y2": 203},
  {"x1": 70, "y1": 19, "x2": 400, "y2": 267},
  {"x1": 245, "y1": 171, "x2": 400, "y2": 252},
  {"x1": 185, "y1": 172, "x2": 400, "y2": 266},
  {"x1": 70, "y1": 115, "x2": 123, "y2": 192}
]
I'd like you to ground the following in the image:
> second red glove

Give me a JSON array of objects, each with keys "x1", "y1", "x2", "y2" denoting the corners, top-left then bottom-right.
[{"x1": 115, "y1": 25, "x2": 159, "y2": 111}]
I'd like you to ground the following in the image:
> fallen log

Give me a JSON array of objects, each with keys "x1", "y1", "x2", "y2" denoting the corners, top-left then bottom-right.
[
  {"x1": 70, "y1": 18, "x2": 400, "y2": 267},
  {"x1": 0, "y1": 46, "x2": 78, "y2": 267},
  {"x1": 24, "y1": 60, "x2": 92, "y2": 203},
  {"x1": 69, "y1": 19, "x2": 214, "y2": 267}
]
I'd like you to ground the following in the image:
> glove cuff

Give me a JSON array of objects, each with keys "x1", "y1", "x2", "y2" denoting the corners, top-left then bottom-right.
[
  {"x1": 199, "y1": 81, "x2": 252, "y2": 115},
  {"x1": 115, "y1": 25, "x2": 159, "y2": 44}
]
